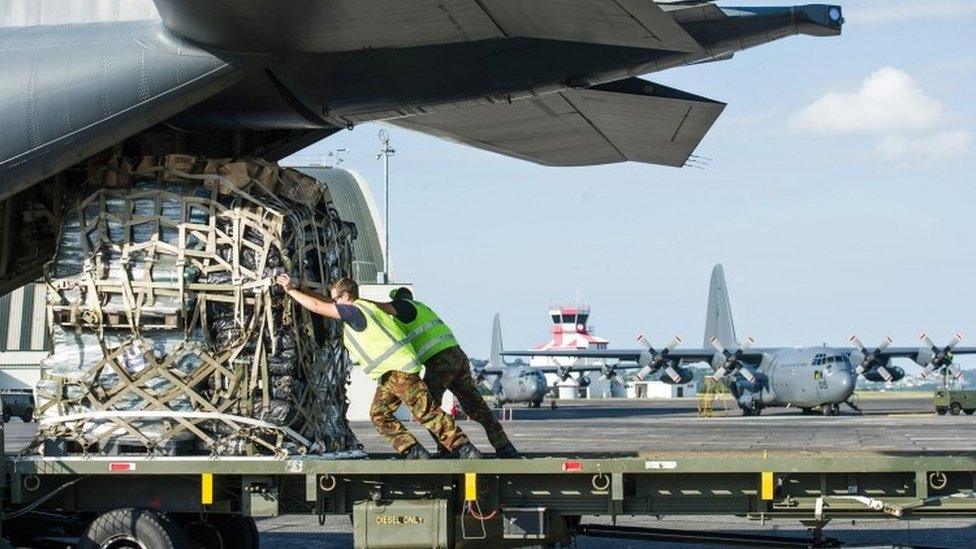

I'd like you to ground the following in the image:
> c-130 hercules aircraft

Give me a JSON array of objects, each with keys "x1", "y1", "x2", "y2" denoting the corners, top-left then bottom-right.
[
  {"x1": 506, "y1": 264, "x2": 976, "y2": 416},
  {"x1": 0, "y1": 1, "x2": 843, "y2": 294}
]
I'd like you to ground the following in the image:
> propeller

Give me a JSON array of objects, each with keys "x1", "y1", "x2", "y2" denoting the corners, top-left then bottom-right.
[
  {"x1": 849, "y1": 334, "x2": 894, "y2": 382},
  {"x1": 709, "y1": 336, "x2": 756, "y2": 383},
  {"x1": 577, "y1": 375, "x2": 591, "y2": 388},
  {"x1": 598, "y1": 361, "x2": 618, "y2": 382},
  {"x1": 471, "y1": 363, "x2": 495, "y2": 391},
  {"x1": 635, "y1": 334, "x2": 684, "y2": 382},
  {"x1": 555, "y1": 365, "x2": 573, "y2": 382},
  {"x1": 918, "y1": 332, "x2": 964, "y2": 380}
]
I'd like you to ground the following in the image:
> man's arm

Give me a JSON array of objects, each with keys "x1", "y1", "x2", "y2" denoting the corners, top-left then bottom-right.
[
  {"x1": 362, "y1": 299, "x2": 398, "y2": 316},
  {"x1": 276, "y1": 274, "x2": 341, "y2": 320}
]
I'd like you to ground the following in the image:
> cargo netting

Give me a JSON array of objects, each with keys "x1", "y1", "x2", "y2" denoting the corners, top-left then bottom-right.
[{"x1": 28, "y1": 156, "x2": 364, "y2": 458}]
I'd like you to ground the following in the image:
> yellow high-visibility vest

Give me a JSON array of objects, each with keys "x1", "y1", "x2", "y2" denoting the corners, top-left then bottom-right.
[
  {"x1": 342, "y1": 300, "x2": 421, "y2": 380},
  {"x1": 392, "y1": 300, "x2": 459, "y2": 363}
]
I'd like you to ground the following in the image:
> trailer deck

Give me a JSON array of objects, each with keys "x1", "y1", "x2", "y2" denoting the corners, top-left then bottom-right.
[
  {"x1": 7, "y1": 449, "x2": 976, "y2": 547},
  {"x1": 6, "y1": 397, "x2": 976, "y2": 547}
]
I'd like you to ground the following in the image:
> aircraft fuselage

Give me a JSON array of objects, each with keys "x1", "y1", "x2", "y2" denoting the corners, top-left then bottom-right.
[{"x1": 734, "y1": 347, "x2": 856, "y2": 412}]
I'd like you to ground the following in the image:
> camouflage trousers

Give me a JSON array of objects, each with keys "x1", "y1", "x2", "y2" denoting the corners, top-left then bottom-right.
[
  {"x1": 370, "y1": 370, "x2": 469, "y2": 454},
  {"x1": 425, "y1": 346, "x2": 511, "y2": 450}
]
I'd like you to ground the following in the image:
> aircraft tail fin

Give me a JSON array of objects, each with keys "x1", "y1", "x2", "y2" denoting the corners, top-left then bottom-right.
[
  {"x1": 490, "y1": 313, "x2": 505, "y2": 368},
  {"x1": 703, "y1": 263, "x2": 738, "y2": 349}
]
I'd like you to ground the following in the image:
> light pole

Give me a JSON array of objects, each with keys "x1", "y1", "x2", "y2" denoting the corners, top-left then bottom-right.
[{"x1": 377, "y1": 130, "x2": 395, "y2": 283}]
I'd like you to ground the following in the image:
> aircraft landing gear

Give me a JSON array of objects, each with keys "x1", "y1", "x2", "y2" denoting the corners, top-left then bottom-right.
[
  {"x1": 821, "y1": 404, "x2": 837, "y2": 416},
  {"x1": 529, "y1": 400, "x2": 542, "y2": 408},
  {"x1": 741, "y1": 406, "x2": 762, "y2": 416},
  {"x1": 550, "y1": 400, "x2": 557, "y2": 410}
]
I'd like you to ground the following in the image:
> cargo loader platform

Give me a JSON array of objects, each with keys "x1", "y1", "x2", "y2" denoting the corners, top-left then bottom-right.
[{"x1": 7, "y1": 448, "x2": 976, "y2": 547}]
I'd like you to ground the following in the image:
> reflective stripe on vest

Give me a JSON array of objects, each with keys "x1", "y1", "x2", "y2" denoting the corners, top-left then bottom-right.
[
  {"x1": 393, "y1": 300, "x2": 459, "y2": 363},
  {"x1": 343, "y1": 301, "x2": 421, "y2": 379}
]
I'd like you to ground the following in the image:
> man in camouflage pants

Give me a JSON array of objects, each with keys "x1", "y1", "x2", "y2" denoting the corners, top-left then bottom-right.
[
  {"x1": 389, "y1": 288, "x2": 519, "y2": 458},
  {"x1": 370, "y1": 370, "x2": 470, "y2": 455},
  {"x1": 424, "y1": 345, "x2": 518, "y2": 457},
  {"x1": 278, "y1": 275, "x2": 481, "y2": 459}
]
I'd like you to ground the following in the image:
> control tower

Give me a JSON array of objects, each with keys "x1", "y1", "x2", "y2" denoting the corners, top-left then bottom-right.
[{"x1": 530, "y1": 305, "x2": 623, "y2": 399}]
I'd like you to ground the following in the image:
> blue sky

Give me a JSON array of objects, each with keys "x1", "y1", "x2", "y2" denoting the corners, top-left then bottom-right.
[{"x1": 285, "y1": 1, "x2": 976, "y2": 365}]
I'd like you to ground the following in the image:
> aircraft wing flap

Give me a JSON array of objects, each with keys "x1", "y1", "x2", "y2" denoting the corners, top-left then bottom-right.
[
  {"x1": 480, "y1": 0, "x2": 704, "y2": 52},
  {"x1": 389, "y1": 78, "x2": 725, "y2": 167}
]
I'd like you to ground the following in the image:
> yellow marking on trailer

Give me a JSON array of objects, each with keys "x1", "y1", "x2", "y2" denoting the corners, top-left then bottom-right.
[
  {"x1": 464, "y1": 473, "x2": 477, "y2": 502},
  {"x1": 202, "y1": 473, "x2": 213, "y2": 505},
  {"x1": 761, "y1": 471, "x2": 774, "y2": 501}
]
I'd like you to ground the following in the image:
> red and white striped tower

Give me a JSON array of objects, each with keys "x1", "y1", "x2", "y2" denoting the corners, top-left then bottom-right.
[{"x1": 530, "y1": 305, "x2": 614, "y2": 399}]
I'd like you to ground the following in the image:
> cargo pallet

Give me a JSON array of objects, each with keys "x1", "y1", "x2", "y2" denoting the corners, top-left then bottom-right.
[{"x1": 7, "y1": 414, "x2": 976, "y2": 549}]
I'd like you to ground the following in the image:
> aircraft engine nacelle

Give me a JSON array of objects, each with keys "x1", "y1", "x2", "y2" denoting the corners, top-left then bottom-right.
[
  {"x1": 578, "y1": 375, "x2": 592, "y2": 388},
  {"x1": 862, "y1": 365, "x2": 905, "y2": 383},
  {"x1": 655, "y1": 366, "x2": 693, "y2": 385}
]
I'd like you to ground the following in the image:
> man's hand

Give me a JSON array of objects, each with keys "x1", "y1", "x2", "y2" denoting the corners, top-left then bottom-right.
[{"x1": 276, "y1": 273, "x2": 296, "y2": 291}]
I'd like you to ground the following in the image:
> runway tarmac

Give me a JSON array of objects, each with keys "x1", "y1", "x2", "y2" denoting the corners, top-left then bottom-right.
[
  {"x1": 350, "y1": 395, "x2": 976, "y2": 455},
  {"x1": 6, "y1": 394, "x2": 976, "y2": 547}
]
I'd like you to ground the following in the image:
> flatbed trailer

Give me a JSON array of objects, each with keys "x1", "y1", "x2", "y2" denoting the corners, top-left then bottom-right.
[{"x1": 7, "y1": 429, "x2": 976, "y2": 549}]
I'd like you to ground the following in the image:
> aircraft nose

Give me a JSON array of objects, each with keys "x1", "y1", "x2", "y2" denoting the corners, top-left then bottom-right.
[{"x1": 829, "y1": 367, "x2": 855, "y2": 392}]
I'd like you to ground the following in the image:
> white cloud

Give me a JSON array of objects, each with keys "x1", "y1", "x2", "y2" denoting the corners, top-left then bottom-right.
[
  {"x1": 789, "y1": 68, "x2": 945, "y2": 136},
  {"x1": 849, "y1": 1, "x2": 976, "y2": 24},
  {"x1": 877, "y1": 130, "x2": 974, "y2": 165},
  {"x1": 790, "y1": 68, "x2": 972, "y2": 164}
]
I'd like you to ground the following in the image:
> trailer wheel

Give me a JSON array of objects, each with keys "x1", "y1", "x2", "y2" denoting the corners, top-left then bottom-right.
[
  {"x1": 950, "y1": 403, "x2": 962, "y2": 416},
  {"x1": 966, "y1": 409, "x2": 975, "y2": 416},
  {"x1": 2, "y1": 407, "x2": 11, "y2": 423},
  {"x1": 20, "y1": 406, "x2": 33, "y2": 423},
  {"x1": 78, "y1": 508, "x2": 189, "y2": 549},
  {"x1": 179, "y1": 514, "x2": 259, "y2": 548},
  {"x1": 936, "y1": 407, "x2": 947, "y2": 415}
]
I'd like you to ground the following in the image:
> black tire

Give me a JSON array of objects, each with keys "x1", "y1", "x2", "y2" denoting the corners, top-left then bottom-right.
[
  {"x1": 78, "y1": 508, "x2": 189, "y2": 549},
  {"x1": 2, "y1": 407, "x2": 11, "y2": 423},
  {"x1": 179, "y1": 514, "x2": 259, "y2": 549},
  {"x1": 822, "y1": 404, "x2": 834, "y2": 416},
  {"x1": 950, "y1": 403, "x2": 962, "y2": 416},
  {"x1": 20, "y1": 407, "x2": 33, "y2": 423},
  {"x1": 966, "y1": 409, "x2": 975, "y2": 416},
  {"x1": 937, "y1": 407, "x2": 948, "y2": 416}
]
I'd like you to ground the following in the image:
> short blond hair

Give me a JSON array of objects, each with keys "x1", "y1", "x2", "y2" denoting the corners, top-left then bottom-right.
[{"x1": 330, "y1": 277, "x2": 359, "y2": 299}]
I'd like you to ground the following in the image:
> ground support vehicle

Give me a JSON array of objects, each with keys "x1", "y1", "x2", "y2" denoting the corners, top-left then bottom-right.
[
  {"x1": 934, "y1": 389, "x2": 976, "y2": 416},
  {"x1": 0, "y1": 392, "x2": 33, "y2": 425},
  {"x1": 8, "y1": 437, "x2": 976, "y2": 548}
]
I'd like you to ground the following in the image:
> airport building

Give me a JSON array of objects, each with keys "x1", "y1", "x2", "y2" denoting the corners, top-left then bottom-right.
[{"x1": 530, "y1": 306, "x2": 627, "y2": 399}]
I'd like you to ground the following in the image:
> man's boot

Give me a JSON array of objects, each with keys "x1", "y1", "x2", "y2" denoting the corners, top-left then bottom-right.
[
  {"x1": 435, "y1": 442, "x2": 459, "y2": 459},
  {"x1": 456, "y1": 442, "x2": 483, "y2": 460},
  {"x1": 494, "y1": 442, "x2": 520, "y2": 459},
  {"x1": 403, "y1": 444, "x2": 432, "y2": 459}
]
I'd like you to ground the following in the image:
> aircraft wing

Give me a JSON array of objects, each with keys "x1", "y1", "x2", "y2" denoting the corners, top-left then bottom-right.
[
  {"x1": 153, "y1": 0, "x2": 704, "y2": 53},
  {"x1": 502, "y1": 347, "x2": 768, "y2": 364},
  {"x1": 864, "y1": 347, "x2": 976, "y2": 360},
  {"x1": 389, "y1": 78, "x2": 725, "y2": 167},
  {"x1": 0, "y1": 21, "x2": 250, "y2": 200}
]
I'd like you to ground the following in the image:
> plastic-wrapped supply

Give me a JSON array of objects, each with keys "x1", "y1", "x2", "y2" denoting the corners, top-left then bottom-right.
[{"x1": 31, "y1": 156, "x2": 362, "y2": 457}]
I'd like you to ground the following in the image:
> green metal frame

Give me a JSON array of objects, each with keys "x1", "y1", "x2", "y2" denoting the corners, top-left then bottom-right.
[{"x1": 6, "y1": 450, "x2": 976, "y2": 546}]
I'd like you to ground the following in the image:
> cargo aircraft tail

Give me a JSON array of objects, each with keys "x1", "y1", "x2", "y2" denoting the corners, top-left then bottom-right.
[{"x1": 703, "y1": 264, "x2": 739, "y2": 349}]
